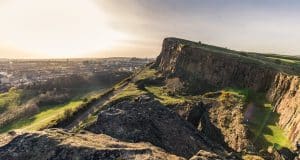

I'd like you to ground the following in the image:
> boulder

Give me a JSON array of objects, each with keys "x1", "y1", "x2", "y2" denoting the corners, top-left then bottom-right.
[
  {"x1": 87, "y1": 95, "x2": 223, "y2": 158},
  {"x1": 0, "y1": 128, "x2": 184, "y2": 160}
]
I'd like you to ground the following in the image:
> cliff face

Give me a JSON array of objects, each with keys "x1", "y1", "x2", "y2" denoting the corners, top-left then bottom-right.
[
  {"x1": 267, "y1": 73, "x2": 300, "y2": 146},
  {"x1": 156, "y1": 38, "x2": 277, "y2": 93},
  {"x1": 156, "y1": 38, "x2": 300, "y2": 147},
  {"x1": 171, "y1": 100, "x2": 252, "y2": 152}
]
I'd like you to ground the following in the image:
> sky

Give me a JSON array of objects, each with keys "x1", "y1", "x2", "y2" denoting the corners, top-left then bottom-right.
[{"x1": 0, "y1": 0, "x2": 300, "y2": 58}]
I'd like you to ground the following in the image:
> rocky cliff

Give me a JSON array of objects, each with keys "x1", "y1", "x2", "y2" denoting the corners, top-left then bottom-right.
[
  {"x1": 267, "y1": 73, "x2": 300, "y2": 146},
  {"x1": 155, "y1": 37, "x2": 300, "y2": 148},
  {"x1": 155, "y1": 38, "x2": 277, "y2": 93}
]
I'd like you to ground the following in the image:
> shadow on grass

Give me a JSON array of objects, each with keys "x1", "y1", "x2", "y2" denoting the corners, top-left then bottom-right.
[
  {"x1": 247, "y1": 102, "x2": 291, "y2": 150},
  {"x1": 0, "y1": 116, "x2": 37, "y2": 133}
]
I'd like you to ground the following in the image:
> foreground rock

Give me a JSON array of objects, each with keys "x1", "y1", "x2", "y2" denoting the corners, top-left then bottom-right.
[
  {"x1": 0, "y1": 129, "x2": 184, "y2": 160},
  {"x1": 87, "y1": 96, "x2": 224, "y2": 158}
]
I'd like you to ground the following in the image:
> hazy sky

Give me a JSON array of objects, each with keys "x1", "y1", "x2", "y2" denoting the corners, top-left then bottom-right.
[{"x1": 0, "y1": 0, "x2": 300, "y2": 58}]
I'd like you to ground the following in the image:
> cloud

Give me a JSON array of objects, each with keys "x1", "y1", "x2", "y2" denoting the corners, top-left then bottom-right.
[{"x1": 1, "y1": 0, "x2": 300, "y2": 58}]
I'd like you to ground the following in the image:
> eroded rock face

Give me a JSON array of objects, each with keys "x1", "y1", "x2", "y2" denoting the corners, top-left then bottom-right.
[
  {"x1": 87, "y1": 96, "x2": 223, "y2": 158},
  {"x1": 156, "y1": 38, "x2": 277, "y2": 93},
  {"x1": 171, "y1": 97, "x2": 252, "y2": 152},
  {"x1": 0, "y1": 129, "x2": 184, "y2": 160},
  {"x1": 267, "y1": 73, "x2": 300, "y2": 147},
  {"x1": 156, "y1": 37, "x2": 300, "y2": 149},
  {"x1": 201, "y1": 101, "x2": 252, "y2": 152}
]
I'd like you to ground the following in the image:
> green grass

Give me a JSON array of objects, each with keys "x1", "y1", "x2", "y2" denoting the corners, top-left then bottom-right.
[
  {"x1": 266, "y1": 56, "x2": 300, "y2": 64},
  {"x1": 222, "y1": 88, "x2": 267, "y2": 104},
  {"x1": 72, "y1": 114, "x2": 98, "y2": 132},
  {"x1": 0, "y1": 89, "x2": 21, "y2": 110},
  {"x1": 112, "y1": 83, "x2": 145, "y2": 100},
  {"x1": 0, "y1": 86, "x2": 107, "y2": 133},
  {"x1": 134, "y1": 68, "x2": 157, "y2": 81},
  {"x1": 264, "y1": 125, "x2": 292, "y2": 149},
  {"x1": 246, "y1": 100, "x2": 292, "y2": 149},
  {"x1": 222, "y1": 87, "x2": 292, "y2": 149},
  {"x1": 221, "y1": 88, "x2": 250, "y2": 102},
  {"x1": 145, "y1": 86, "x2": 186, "y2": 105},
  {"x1": 0, "y1": 101, "x2": 83, "y2": 132},
  {"x1": 0, "y1": 88, "x2": 37, "y2": 115}
]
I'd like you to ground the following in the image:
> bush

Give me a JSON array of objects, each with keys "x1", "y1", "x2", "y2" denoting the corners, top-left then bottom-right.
[
  {"x1": 83, "y1": 98, "x2": 88, "y2": 102},
  {"x1": 63, "y1": 108, "x2": 73, "y2": 120},
  {"x1": 274, "y1": 59, "x2": 282, "y2": 64}
]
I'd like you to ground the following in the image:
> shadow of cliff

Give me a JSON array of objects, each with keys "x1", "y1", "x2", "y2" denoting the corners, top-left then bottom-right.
[{"x1": 193, "y1": 103, "x2": 232, "y2": 151}]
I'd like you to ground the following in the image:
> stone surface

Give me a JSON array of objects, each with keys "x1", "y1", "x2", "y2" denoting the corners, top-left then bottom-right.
[
  {"x1": 189, "y1": 150, "x2": 223, "y2": 160},
  {"x1": 156, "y1": 37, "x2": 300, "y2": 149},
  {"x1": 0, "y1": 128, "x2": 184, "y2": 160},
  {"x1": 171, "y1": 97, "x2": 252, "y2": 152},
  {"x1": 267, "y1": 73, "x2": 300, "y2": 148},
  {"x1": 155, "y1": 38, "x2": 277, "y2": 93},
  {"x1": 87, "y1": 95, "x2": 223, "y2": 158}
]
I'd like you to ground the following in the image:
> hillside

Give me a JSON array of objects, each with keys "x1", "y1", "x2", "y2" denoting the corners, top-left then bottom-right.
[
  {"x1": 155, "y1": 38, "x2": 300, "y2": 148},
  {"x1": 0, "y1": 38, "x2": 299, "y2": 160}
]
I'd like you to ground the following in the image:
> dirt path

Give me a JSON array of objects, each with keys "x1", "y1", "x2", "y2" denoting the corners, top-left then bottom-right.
[
  {"x1": 63, "y1": 68, "x2": 145, "y2": 130},
  {"x1": 64, "y1": 82, "x2": 128, "y2": 130}
]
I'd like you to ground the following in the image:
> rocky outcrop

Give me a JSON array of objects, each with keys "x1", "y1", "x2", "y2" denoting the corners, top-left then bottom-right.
[
  {"x1": 189, "y1": 150, "x2": 224, "y2": 160},
  {"x1": 267, "y1": 73, "x2": 300, "y2": 147},
  {"x1": 171, "y1": 96, "x2": 252, "y2": 152},
  {"x1": 87, "y1": 95, "x2": 224, "y2": 158},
  {"x1": 155, "y1": 38, "x2": 277, "y2": 93},
  {"x1": 200, "y1": 100, "x2": 252, "y2": 152},
  {"x1": 0, "y1": 129, "x2": 184, "y2": 160},
  {"x1": 156, "y1": 37, "x2": 300, "y2": 148}
]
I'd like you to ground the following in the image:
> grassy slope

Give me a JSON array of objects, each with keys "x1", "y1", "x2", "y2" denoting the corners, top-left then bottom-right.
[
  {"x1": 176, "y1": 38, "x2": 300, "y2": 74},
  {"x1": 0, "y1": 101, "x2": 83, "y2": 132},
  {"x1": 145, "y1": 86, "x2": 185, "y2": 105},
  {"x1": 0, "y1": 89, "x2": 20, "y2": 113},
  {"x1": 248, "y1": 103, "x2": 292, "y2": 149},
  {"x1": 0, "y1": 87, "x2": 106, "y2": 133},
  {"x1": 224, "y1": 88, "x2": 292, "y2": 149},
  {"x1": 0, "y1": 88, "x2": 37, "y2": 113}
]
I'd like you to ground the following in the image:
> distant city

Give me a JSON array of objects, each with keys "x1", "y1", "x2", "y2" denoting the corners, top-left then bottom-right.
[{"x1": 0, "y1": 58, "x2": 153, "y2": 92}]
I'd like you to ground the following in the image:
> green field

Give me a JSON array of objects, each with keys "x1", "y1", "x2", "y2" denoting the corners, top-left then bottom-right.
[
  {"x1": 0, "y1": 101, "x2": 83, "y2": 132},
  {"x1": 0, "y1": 88, "x2": 37, "y2": 113},
  {"x1": 0, "y1": 86, "x2": 106, "y2": 133}
]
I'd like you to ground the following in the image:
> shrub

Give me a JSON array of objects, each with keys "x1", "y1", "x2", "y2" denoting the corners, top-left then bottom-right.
[
  {"x1": 63, "y1": 108, "x2": 73, "y2": 120},
  {"x1": 274, "y1": 59, "x2": 282, "y2": 64}
]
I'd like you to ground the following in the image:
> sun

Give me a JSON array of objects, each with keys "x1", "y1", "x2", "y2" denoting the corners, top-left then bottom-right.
[{"x1": 0, "y1": 0, "x2": 131, "y2": 58}]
